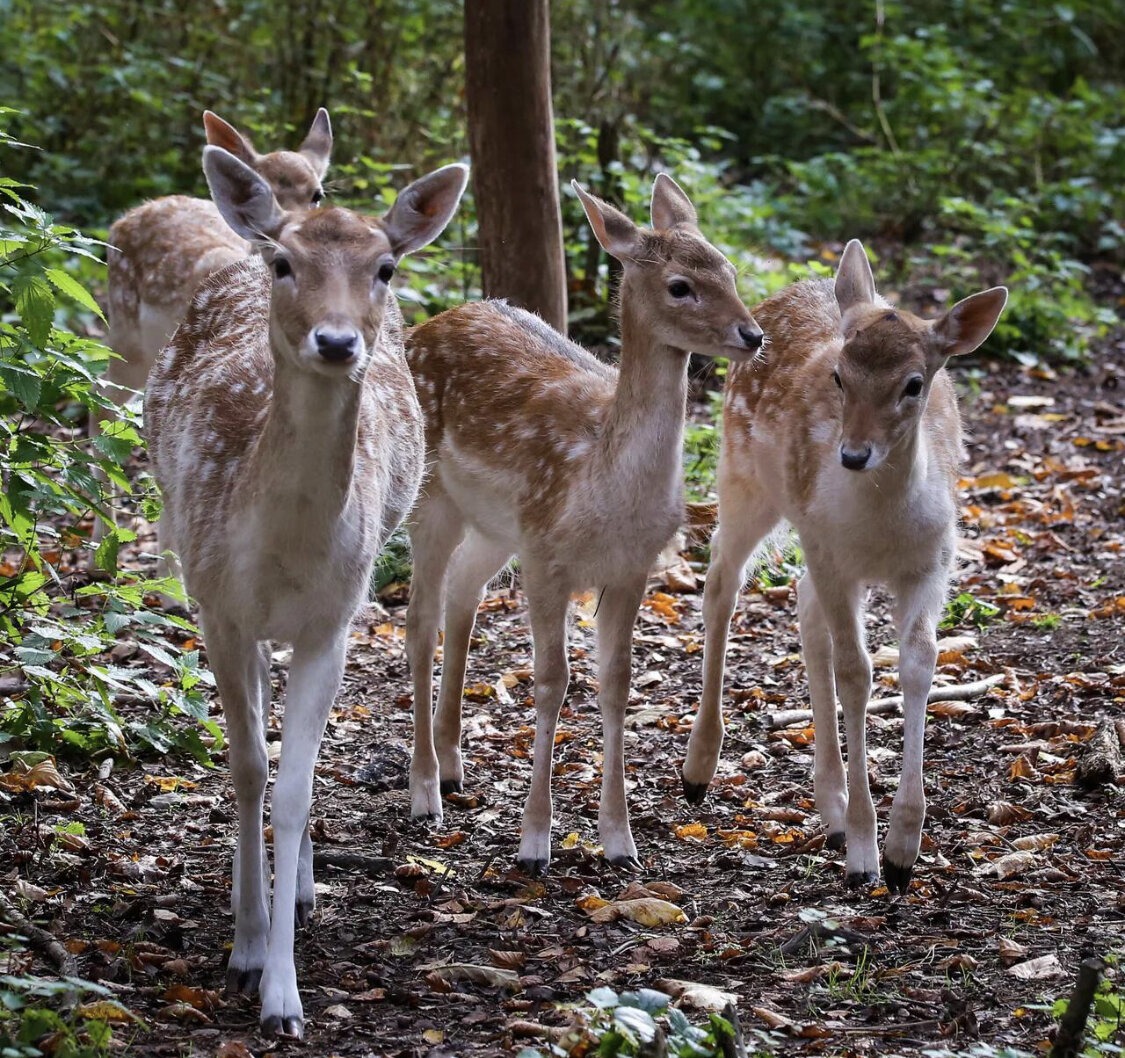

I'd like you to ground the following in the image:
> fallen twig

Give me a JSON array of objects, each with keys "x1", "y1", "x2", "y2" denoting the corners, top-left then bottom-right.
[
  {"x1": 767, "y1": 673, "x2": 1008, "y2": 730},
  {"x1": 1050, "y1": 957, "x2": 1103, "y2": 1058},
  {"x1": 0, "y1": 888, "x2": 76, "y2": 976}
]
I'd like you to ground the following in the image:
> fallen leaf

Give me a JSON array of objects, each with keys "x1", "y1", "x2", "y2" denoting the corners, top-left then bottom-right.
[
  {"x1": 75, "y1": 1000, "x2": 137, "y2": 1023},
  {"x1": 589, "y1": 898, "x2": 686, "y2": 928},
  {"x1": 1012, "y1": 833, "x2": 1059, "y2": 851},
  {"x1": 422, "y1": 1028, "x2": 444, "y2": 1044},
  {"x1": 1008, "y1": 954, "x2": 1063, "y2": 980},
  {"x1": 674, "y1": 822, "x2": 708, "y2": 841},
  {"x1": 988, "y1": 801, "x2": 1033, "y2": 825},
  {"x1": 990, "y1": 851, "x2": 1036, "y2": 879},
  {"x1": 216, "y1": 1043, "x2": 254, "y2": 1058},
  {"x1": 423, "y1": 963, "x2": 521, "y2": 990},
  {"x1": 655, "y1": 978, "x2": 737, "y2": 1012},
  {"x1": 998, "y1": 937, "x2": 1028, "y2": 964}
]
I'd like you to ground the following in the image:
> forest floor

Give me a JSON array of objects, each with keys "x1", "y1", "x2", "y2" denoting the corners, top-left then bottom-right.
[{"x1": 3, "y1": 352, "x2": 1125, "y2": 1058}]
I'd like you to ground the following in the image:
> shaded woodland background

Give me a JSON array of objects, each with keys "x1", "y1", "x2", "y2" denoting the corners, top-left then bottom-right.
[{"x1": 1, "y1": 2, "x2": 1124, "y2": 1056}]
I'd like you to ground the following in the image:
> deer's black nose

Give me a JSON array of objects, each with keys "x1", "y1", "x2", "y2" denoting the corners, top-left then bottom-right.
[
  {"x1": 840, "y1": 444, "x2": 872, "y2": 471},
  {"x1": 739, "y1": 324, "x2": 764, "y2": 350},
  {"x1": 315, "y1": 328, "x2": 358, "y2": 363}
]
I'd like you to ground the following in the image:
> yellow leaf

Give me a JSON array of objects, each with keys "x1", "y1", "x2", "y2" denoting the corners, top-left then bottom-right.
[
  {"x1": 423, "y1": 1029, "x2": 444, "y2": 1044},
  {"x1": 674, "y1": 822, "x2": 708, "y2": 841},
  {"x1": 76, "y1": 1000, "x2": 137, "y2": 1023},
  {"x1": 575, "y1": 894, "x2": 610, "y2": 913}
]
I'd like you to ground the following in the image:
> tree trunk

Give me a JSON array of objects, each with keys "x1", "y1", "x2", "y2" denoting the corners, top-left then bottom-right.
[{"x1": 464, "y1": 0, "x2": 567, "y2": 331}]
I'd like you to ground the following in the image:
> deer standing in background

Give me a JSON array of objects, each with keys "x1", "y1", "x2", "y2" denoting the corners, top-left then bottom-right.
[
  {"x1": 144, "y1": 145, "x2": 467, "y2": 1036},
  {"x1": 682, "y1": 240, "x2": 1007, "y2": 891},
  {"x1": 93, "y1": 110, "x2": 332, "y2": 538},
  {"x1": 406, "y1": 175, "x2": 763, "y2": 874}
]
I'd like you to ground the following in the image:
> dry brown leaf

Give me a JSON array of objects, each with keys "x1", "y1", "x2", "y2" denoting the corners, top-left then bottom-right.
[
  {"x1": 674, "y1": 822, "x2": 708, "y2": 841},
  {"x1": 988, "y1": 801, "x2": 1033, "y2": 825},
  {"x1": 489, "y1": 950, "x2": 526, "y2": 970},
  {"x1": 0, "y1": 757, "x2": 75, "y2": 794},
  {"x1": 1008, "y1": 754, "x2": 1040, "y2": 781},
  {"x1": 1012, "y1": 832, "x2": 1059, "y2": 851},
  {"x1": 752, "y1": 1006, "x2": 796, "y2": 1031},
  {"x1": 998, "y1": 937, "x2": 1028, "y2": 964},
  {"x1": 655, "y1": 978, "x2": 737, "y2": 1012},
  {"x1": 1008, "y1": 954, "x2": 1063, "y2": 980},
  {"x1": 990, "y1": 851, "x2": 1036, "y2": 879},
  {"x1": 216, "y1": 1043, "x2": 254, "y2": 1058},
  {"x1": 423, "y1": 963, "x2": 521, "y2": 990},
  {"x1": 589, "y1": 898, "x2": 687, "y2": 927},
  {"x1": 156, "y1": 1003, "x2": 210, "y2": 1024}
]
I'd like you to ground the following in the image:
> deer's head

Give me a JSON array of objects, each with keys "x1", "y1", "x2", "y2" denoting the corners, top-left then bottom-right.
[
  {"x1": 573, "y1": 175, "x2": 762, "y2": 360},
  {"x1": 203, "y1": 146, "x2": 468, "y2": 379},
  {"x1": 831, "y1": 239, "x2": 1007, "y2": 472}
]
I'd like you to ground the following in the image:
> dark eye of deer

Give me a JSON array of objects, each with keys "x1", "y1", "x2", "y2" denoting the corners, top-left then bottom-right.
[
  {"x1": 832, "y1": 369, "x2": 842, "y2": 389},
  {"x1": 668, "y1": 280, "x2": 691, "y2": 299},
  {"x1": 377, "y1": 263, "x2": 395, "y2": 284},
  {"x1": 311, "y1": 189, "x2": 324, "y2": 205},
  {"x1": 274, "y1": 258, "x2": 292, "y2": 279},
  {"x1": 903, "y1": 376, "x2": 924, "y2": 398}
]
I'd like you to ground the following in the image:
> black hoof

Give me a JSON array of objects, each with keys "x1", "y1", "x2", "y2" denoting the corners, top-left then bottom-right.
[
  {"x1": 845, "y1": 870, "x2": 879, "y2": 890},
  {"x1": 225, "y1": 966, "x2": 262, "y2": 996},
  {"x1": 261, "y1": 1014, "x2": 304, "y2": 1039},
  {"x1": 439, "y1": 778, "x2": 463, "y2": 796},
  {"x1": 295, "y1": 899, "x2": 314, "y2": 928},
  {"x1": 681, "y1": 775, "x2": 709, "y2": 806},
  {"x1": 516, "y1": 857, "x2": 549, "y2": 878},
  {"x1": 608, "y1": 855, "x2": 643, "y2": 873},
  {"x1": 883, "y1": 858, "x2": 914, "y2": 895},
  {"x1": 825, "y1": 831, "x2": 846, "y2": 852}
]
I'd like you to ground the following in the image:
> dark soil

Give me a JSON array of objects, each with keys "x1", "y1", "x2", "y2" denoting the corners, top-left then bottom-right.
[{"x1": 3, "y1": 355, "x2": 1124, "y2": 1058}]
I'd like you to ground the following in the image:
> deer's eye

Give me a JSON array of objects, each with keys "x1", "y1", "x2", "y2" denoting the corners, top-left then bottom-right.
[
  {"x1": 274, "y1": 258, "x2": 292, "y2": 279},
  {"x1": 377, "y1": 263, "x2": 395, "y2": 284},
  {"x1": 832, "y1": 368, "x2": 842, "y2": 389},
  {"x1": 668, "y1": 280, "x2": 692, "y2": 299},
  {"x1": 311, "y1": 189, "x2": 324, "y2": 206},
  {"x1": 903, "y1": 376, "x2": 924, "y2": 398}
]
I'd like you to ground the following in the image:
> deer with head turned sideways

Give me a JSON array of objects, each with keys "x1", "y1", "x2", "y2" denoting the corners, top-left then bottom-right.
[
  {"x1": 143, "y1": 146, "x2": 468, "y2": 1037},
  {"x1": 682, "y1": 240, "x2": 1007, "y2": 891},
  {"x1": 92, "y1": 110, "x2": 333, "y2": 540},
  {"x1": 406, "y1": 175, "x2": 763, "y2": 875}
]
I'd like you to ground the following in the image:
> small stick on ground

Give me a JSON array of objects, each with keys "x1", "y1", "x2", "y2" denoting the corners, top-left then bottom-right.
[
  {"x1": 312, "y1": 850, "x2": 395, "y2": 877},
  {"x1": 0, "y1": 889, "x2": 76, "y2": 976},
  {"x1": 1051, "y1": 957, "x2": 1103, "y2": 1058},
  {"x1": 767, "y1": 673, "x2": 1008, "y2": 730}
]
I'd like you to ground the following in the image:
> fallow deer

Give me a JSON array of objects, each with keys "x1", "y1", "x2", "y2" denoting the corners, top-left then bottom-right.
[
  {"x1": 406, "y1": 175, "x2": 763, "y2": 874},
  {"x1": 681, "y1": 240, "x2": 1007, "y2": 891},
  {"x1": 144, "y1": 146, "x2": 468, "y2": 1036},
  {"x1": 93, "y1": 110, "x2": 332, "y2": 538}
]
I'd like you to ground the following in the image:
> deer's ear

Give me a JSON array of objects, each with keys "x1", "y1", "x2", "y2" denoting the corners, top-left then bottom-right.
[
  {"x1": 202, "y1": 111, "x2": 257, "y2": 166},
  {"x1": 834, "y1": 239, "x2": 877, "y2": 314},
  {"x1": 382, "y1": 163, "x2": 469, "y2": 259},
  {"x1": 933, "y1": 287, "x2": 1008, "y2": 357},
  {"x1": 299, "y1": 108, "x2": 332, "y2": 179},
  {"x1": 203, "y1": 146, "x2": 285, "y2": 244},
  {"x1": 650, "y1": 172, "x2": 697, "y2": 231},
  {"x1": 572, "y1": 181, "x2": 641, "y2": 262}
]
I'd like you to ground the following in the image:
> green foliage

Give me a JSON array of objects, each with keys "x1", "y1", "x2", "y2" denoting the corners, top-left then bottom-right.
[
  {"x1": 1049, "y1": 971, "x2": 1125, "y2": 1054},
  {"x1": 517, "y1": 986, "x2": 741, "y2": 1058},
  {"x1": 940, "y1": 591, "x2": 1001, "y2": 630},
  {"x1": 0, "y1": 972, "x2": 128, "y2": 1057},
  {"x1": 0, "y1": 118, "x2": 218, "y2": 763}
]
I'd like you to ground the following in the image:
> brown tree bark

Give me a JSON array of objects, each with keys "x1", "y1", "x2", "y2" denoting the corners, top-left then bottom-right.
[{"x1": 464, "y1": 0, "x2": 567, "y2": 331}]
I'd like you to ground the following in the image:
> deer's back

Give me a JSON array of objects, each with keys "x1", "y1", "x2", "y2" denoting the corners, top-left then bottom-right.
[{"x1": 107, "y1": 196, "x2": 248, "y2": 351}]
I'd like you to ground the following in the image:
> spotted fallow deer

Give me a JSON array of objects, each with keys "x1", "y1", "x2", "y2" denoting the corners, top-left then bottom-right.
[
  {"x1": 406, "y1": 175, "x2": 763, "y2": 875},
  {"x1": 681, "y1": 240, "x2": 1007, "y2": 891},
  {"x1": 144, "y1": 145, "x2": 468, "y2": 1037},
  {"x1": 93, "y1": 110, "x2": 332, "y2": 538}
]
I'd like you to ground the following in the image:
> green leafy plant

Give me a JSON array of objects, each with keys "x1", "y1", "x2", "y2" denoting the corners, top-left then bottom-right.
[
  {"x1": 940, "y1": 591, "x2": 1001, "y2": 631},
  {"x1": 0, "y1": 971, "x2": 134, "y2": 1058},
  {"x1": 518, "y1": 986, "x2": 742, "y2": 1058}
]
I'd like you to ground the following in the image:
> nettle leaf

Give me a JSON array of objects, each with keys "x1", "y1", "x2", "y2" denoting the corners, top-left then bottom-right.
[
  {"x1": 0, "y1": 360, "x2": 43, "y2": 410},
  {"x1": 11, "y1": 273, "x2": 54, "y2": 348},
  {"x1": 44, "y1": 267, "x2": 105, "y2": 320}
]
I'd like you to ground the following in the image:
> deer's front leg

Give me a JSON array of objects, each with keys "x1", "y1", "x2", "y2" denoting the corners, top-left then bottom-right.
[
  {"x1": 203, "y1": 614, "x2": 270, "y2": 998},
  {"x1": 516, "y1": 568, "x2": 570, "y2": 876},
  {"x1": 883, "y1": 574, "x2": 944, "y2": 893},
  {"x1": 596, "y1": 574, "x2": 648, "y2": 870},
  {"x1": 808, "y1": 567, "x2": 877, "y2": 886},
  {"x1": 797, "y1": 574, "x2": 847, "y2": 848},
  {"x1": 259, "y1": 629, "x2": 347, "y2": 1039}
]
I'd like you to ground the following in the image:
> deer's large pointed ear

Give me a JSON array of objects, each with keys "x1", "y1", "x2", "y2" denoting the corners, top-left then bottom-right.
[
  {"x1": 572, "y1": 181, "x2": 641, "y2": 262},
  {"x1": 932, "y1": 287, "x2": 1008, "y2": 358},
  {"x1": 650, "y1": 172, "x2": 697, "y2": 231},
  {"x1": 299, "y1": 108, "x2": 332, "y2": 179},
  {"x1": 202, "y1": 112, "x2": 258, "y2": 167},
  {"x1": 382, "y1": 163, "x2": 469, "y2": 259},
  {"x1": 203, "y1": 146, "x2": 285, "y2": 244},
  {"x1": 834, "y1": 239, "x2": 877, "y2": 314}
]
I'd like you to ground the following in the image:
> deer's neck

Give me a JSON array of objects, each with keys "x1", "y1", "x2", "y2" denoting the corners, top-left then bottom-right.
[
  {"x1": 602, "y1": 296, "x2": 690, "y2": 494},
  {"x1": 253, "y1": 350, "x2": 362, "y2": 520}
]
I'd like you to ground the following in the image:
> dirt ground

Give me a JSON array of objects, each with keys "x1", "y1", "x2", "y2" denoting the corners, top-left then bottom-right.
[{"x1": 2, "y1": 352, "x2": 1124, "y2": 1058}]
